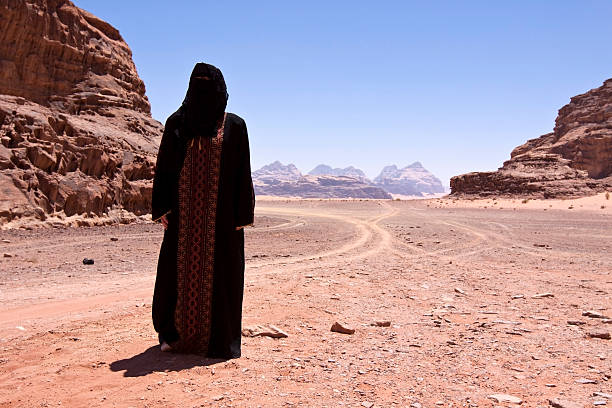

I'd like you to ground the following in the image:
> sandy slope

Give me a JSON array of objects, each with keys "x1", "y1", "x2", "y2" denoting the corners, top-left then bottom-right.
[{"x1": 0, "y1": 200, "x2": 610, "y2": 407}]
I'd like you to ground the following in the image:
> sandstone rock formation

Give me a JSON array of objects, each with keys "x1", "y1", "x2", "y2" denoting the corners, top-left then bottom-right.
[
  {"x1": 451, "y1": 79, "x2": 612, "y2": 197},
  {"x1": 373, "y1": 162, "x2": 445, "y2": 196},
  {"x1": 0, "y1": 0, "x2": 163, "y2": 227},
  {"x1": 253, "y1": 162, "x2": 391, "y2": 199}
]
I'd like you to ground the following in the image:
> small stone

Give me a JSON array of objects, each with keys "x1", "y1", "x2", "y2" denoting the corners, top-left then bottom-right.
[
  {"x1": 489, "y1": 394, "x2": 522, "y2": 404},
  {"x1": 593, "y1": 392, "x2": 612, "y2": 399},
  {"x1": 549, "y1": 399, "x2": 582, "y2": 408},
  {"x1": 1, "y1": 239, "x2": 10, "y2": 243},
  {"x1": 212, "y1": 395, "x2": 224, "y2": 401},
  {"x1": 82, "y1": 258, "x2": 94, "y2": 265},
  {"x1": 576, "y1": 378, "x2": 598, "y2": 384},
  {"x1": 3, "y1": 253, "x2": 12, "y2": 258},
  {"x1": 361, "y1": 402, "x2": 373, "y2": 408},
  {"x1": 602, "y1": 319, "x2": 612, "y2": 324},
  {"x1": 410, "y1": 404, "x2": 422, "y2": 408},
  {"x1": 454, "y1": 288, "x2": 466, "y2": 295},
  {"x1": 331, "y1": 322, "x2": 355, "y2": 335},
  {"x1": 371, "y1": 320, "x2": 391, "y2": 327},
  {"x1": 545, "y1": 384, "x2": 556, "y2": 387},
  {"x1": 588, "y1": 331, "x2": 611, "y2": 340},
  {"x1": 583, "y1": 311, "x2": 609, "y2": 319},
  {"x1": 532, "y1": 293, "x2": 554, "y2": 298},
  {"x1": 567, "y1": 320, "x2": 586, "y2": 326},
  {"x1": 110, "y1": 237, "x2": 118, "y2": 241},
  {"x1": 241, "y1": 324, "x2": 288, "y2": 338},
  {"x1": 593, "y1": 401, "x2": 607, "y2": 406},
  {"x1": 511, "y1": 294, "x2": 525, "y2": 299}
]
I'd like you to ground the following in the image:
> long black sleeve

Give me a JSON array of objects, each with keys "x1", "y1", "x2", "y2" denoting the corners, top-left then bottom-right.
[
  {"x1": 234, "y1": 118, "x2": 255, "y2": 227},
  {"x1": 151, "y1": 116, "x2": 181, "y2": 221}
]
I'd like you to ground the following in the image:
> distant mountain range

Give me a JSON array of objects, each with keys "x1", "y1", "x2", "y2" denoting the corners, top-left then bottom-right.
[
  {"x1": 252, "y1": 161, "x2": 445, "y2": 198},
  {"x1": 308, "y1": 165, "x2": 367, "y2": 180},
  {"x1": 374, "y1": 162, "x2": 445, "y2": 195}
]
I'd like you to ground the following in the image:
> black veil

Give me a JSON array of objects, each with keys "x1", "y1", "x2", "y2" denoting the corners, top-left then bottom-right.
[{"x1": 180, "y1": 62, "x2": 228, "y2": 140}]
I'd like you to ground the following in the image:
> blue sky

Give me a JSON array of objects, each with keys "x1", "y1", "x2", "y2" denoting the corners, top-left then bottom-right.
[{"x1": 78, "y1": 1, "x2": 612, "y2": 186}]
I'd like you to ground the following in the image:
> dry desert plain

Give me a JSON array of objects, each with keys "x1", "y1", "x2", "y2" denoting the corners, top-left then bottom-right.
[{"x1": 0, "y1": 195, "x2": 611, "y2": 407}]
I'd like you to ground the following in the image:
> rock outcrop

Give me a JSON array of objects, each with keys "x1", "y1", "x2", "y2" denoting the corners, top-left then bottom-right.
[
  {"x1": 253, "y1": 162, "x2": 391, "y2": 199},
  {"x1": 451, "y1": 79, "x2": 612, "y2": 197},
  {"x1": 0, "y1": 0, "x2": 163, "y2": 227},
  {"x1": 373, "y1": 162, "x2": 445, "y2": 196}
]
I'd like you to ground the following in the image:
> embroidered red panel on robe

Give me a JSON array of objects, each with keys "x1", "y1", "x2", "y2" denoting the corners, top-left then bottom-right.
[{"x1": 174, "y1": 115, "x2": 225, "y2": 354}]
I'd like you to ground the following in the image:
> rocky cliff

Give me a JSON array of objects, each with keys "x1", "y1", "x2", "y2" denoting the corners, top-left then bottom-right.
[
  {"x1": 374, "y1": 162, "x2": 445, "y2": 196},
  {"x1": 451, "y1": 79, "x2": 612, "y2": 197},
  {"x1": 0, "y1": 0, "x2": 163, "y2": 227},
  {"x1": 253, "y1": 162, "x2": 391, "y2": 199}
]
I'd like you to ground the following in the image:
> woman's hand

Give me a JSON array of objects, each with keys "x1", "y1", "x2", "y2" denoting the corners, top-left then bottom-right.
[{"x1": 161, "y1": 214, "x2": 169, "y2": 230}]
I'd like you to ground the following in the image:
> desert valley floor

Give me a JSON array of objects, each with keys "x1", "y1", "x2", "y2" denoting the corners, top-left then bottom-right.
[{"x1": 0, "y1": 198, "x2": 610, "y2": 407}]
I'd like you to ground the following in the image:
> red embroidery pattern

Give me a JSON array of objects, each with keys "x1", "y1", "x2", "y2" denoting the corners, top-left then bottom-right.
[{"x1": 174, "y1": 115, "x2": 225, "y2": 354}]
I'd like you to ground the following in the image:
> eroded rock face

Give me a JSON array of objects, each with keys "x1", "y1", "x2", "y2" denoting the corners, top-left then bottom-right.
[
  {"x1": 0, "y1": 0, "x2": 163, "y2": 227},
  {"x1": 0, "y1": 0, "x2": 150, "y2": 115},
  {"x1": 451, "y1": 79, "x2": 612, "y2": 197}
]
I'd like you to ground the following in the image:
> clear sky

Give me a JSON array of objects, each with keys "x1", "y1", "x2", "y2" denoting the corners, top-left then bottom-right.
[{"x1": 78, "y1": 0, "x2": 612, "y2": 187}]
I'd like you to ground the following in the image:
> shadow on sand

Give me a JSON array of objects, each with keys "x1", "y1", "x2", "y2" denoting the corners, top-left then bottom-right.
[{"x1": 110, "y1": 345, "x2": 227, "y2": 377}]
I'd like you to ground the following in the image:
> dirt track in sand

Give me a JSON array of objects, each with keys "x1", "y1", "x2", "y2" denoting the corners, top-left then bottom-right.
[{"x1": 0, "y1": 199, "x2": 610, "y2": 407}]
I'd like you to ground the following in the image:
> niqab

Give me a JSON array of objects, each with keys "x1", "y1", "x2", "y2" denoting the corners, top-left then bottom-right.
[{"x1": 181, "y1": 63, "x2": 228, "y2": 140}]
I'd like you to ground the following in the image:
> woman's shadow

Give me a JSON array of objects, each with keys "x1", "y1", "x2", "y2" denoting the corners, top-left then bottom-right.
[{"x1": 110, "y1": 345, "x2": 226, "y2": 377}]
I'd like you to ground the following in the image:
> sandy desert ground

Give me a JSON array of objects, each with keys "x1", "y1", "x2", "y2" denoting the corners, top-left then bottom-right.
[{"x1": 0, "y1": 197, "x2": 610, "y2": 407}]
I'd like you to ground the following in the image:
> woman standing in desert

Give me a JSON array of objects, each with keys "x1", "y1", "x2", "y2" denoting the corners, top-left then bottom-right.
[{"x1": 151, "y1": 63, "x2": 255, "y2": 359}]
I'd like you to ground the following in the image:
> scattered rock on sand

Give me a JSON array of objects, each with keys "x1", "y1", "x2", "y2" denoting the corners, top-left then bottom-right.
[
  {"x1": 1, "y1": 239, "x2": 10, "y2": 243},
  {"x1": 588, "y1": 331, "x2": 611, "y2": 340},
  {"x1": 488, "y1": 394, "x2": 522, "y2": 404},
  {"x1": 110, "y1": 237, "x2": 119, "y2": 241},
  {"x1": 567, "y1": 320, "x2": 586, "y2": 326},
  {"x1": 583, "y1": 311, "x2": 609, "y2": 319},
  {"x1": 371, "y1": 320, "x2": 391, "y2": 327},
  {"x1": 331, "y1": 322, "x2": 355, "y2": 335},
  {"x1": 548, "y1": 399, "x2": 582, "y2": 408},
  {"x1": 241, "y1": 325, "x2": 288, "y2": 338},
  {"x1": 454, "y1": 287, "x2": 466, "y2": 295},
  {"x1": 3, "y1": 253, "x2": 12, "y2": 258},
  {"x1": 532, "y1": 293, "x2": 554, "y2": 298},
  {"x1": 593, "y1": 392, "x2": 612, "y2": 399},
  {"x1": 575, "y1": 378, "x2": 598, "y2": 384}
]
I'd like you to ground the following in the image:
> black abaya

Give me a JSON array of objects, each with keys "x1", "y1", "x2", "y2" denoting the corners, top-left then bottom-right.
[{"x1": 151, "y1": 87, "x2": 254, "y2": 358}]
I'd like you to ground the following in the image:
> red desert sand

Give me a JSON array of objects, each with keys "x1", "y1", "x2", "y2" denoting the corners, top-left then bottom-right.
[{"x1": 0, "y1": 197, "x2": 610, "y2": 407}]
